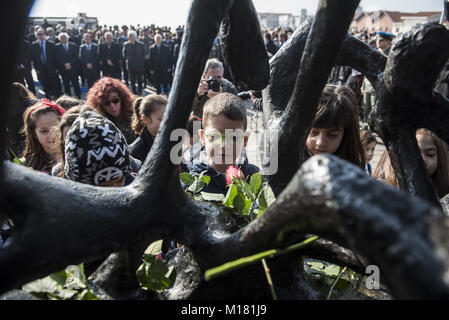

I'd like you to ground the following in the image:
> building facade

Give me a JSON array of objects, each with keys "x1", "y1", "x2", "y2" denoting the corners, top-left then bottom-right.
[
  {"x1": 351, "y1": 10, "x2": 440, "y2": 35},
  {"x1": 28, "y1": 12, "x2": 98, "y2": 31},
  {"x1": 258, "y1": 12, "x2": 303, "y2": 30}
]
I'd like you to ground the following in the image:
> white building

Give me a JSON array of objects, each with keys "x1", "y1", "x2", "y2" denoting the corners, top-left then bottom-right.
[
  {"x1": 259, "y1": 12, "x2": 301, "y2": 29},
  {"x1": 28, "y1": 12, "x2": 98, "y2": 31},
  {"x1": 393, "y1": 12, "x2": 440, "y2": 34}
]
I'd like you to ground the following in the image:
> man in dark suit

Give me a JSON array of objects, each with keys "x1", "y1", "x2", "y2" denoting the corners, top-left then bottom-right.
[
  {"x1": 15, "y1": 39, "x2": 36, "y2": 94},
  {"x1": 163, "y1": 32, "x2": 175, "y2": 87},
  {"x1": 149, "y1": 34, "x2": 172, "y2": 95},
  {"x1": 117, "y1": 28, "x2": 129, "y2": 85},
  {"x1": 55, "y1": 32, "x2": 81, "y2": 98},
  {"x1": 123, "y1": 30, "x2": 145, "y2": 95},
  {"x1": 98, "y1": 32, "x2": 122, "y2": 79},
  {"x1": 79, "y1": 33, "x2": 100, "y2": 89},
  {"x1": 31, "y1": 28, "x2": 61, "y2": 99},
  {"x1": 141, "y1": 28, "x2": 154, "y2": 87}
]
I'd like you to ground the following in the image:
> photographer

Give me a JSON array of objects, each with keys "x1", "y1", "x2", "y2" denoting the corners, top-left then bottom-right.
[{"x1": 192, "y1": 58, "x2": 237, "y2": 116}]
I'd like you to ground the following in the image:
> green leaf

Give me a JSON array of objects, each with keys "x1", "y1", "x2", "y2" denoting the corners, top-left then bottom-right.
[
  {"x1": 23, "y1": 264, "x2": 98, "y2": 300},
  {"x1": 258, "y1": 185, "x2": 276, "y2": 213},
  {"x1": 249, "y1": 172, "x2": 262, "y2": 195},
  {"x1": 136, "y1": 256, "x2": 177, "y2": 292},
  {"x1": 77, "y1": 289, "x2": 100, "y2": 300},
  {"x1": 144, "y1": 240, "x2": 163, "y2": 257},
  {"x1": 194, "y1": 193, "x2": 204, "y2": 201},
  {"x1": 265, "y1": 185, "x2": 276, "y2": 207},
  {"x1": 223, "y1": 184, "x2": 238, "y2": 207},
  {"x1": 242, "y1": 198, "x2": 252, "y2": 216},
  {"x1": 258, "y1": 187, "x2": 268, "y2": 212},
  {"x1": 180, "y1": 172, "x2": 195, "y2": 186},
  {"x1": 233, "y1": 193, "x2": 246, "y2": 213},
  {"x1": 323, "y1": 265, "x2": 341, "y2": 278},
  {"x1": 23, "y1": 274, "x2": 79, "y2": 300},
  {"x1": 201, "y1": 175, "x2": 211, "y2": 185},
  {"x1": 23, "y1": 277, "x2": 62, "y2": 296},
  {"x1": 201, "y1": 192, "x2": 225, "y2": 202},
  {"x1": 241, "y1": 181, "x2": 255, "y2": 201},
  {"x1": 187, "y1": 179, "x2": 205, "y2": 195}
]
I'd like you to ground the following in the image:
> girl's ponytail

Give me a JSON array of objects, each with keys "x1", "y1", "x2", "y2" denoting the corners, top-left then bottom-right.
[{"x1": 131, "y1": 97, "x2": 145, "y2": 135}]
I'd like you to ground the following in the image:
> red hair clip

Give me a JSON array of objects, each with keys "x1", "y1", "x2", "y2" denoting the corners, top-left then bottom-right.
[{"x1": 30, "y1": 99, "x2": 65, "y2": 117}]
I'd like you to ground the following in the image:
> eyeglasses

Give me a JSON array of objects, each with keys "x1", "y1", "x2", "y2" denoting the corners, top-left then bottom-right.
[
  {"x1": 104, "y1": 98, "x2": 121, "y2": 106},
  {"x1": 37, "y1": 34, "x2": 45, "y2": 36},
  {"x1": 204, "y1": 130, "x2": 246, "y2": 146}
]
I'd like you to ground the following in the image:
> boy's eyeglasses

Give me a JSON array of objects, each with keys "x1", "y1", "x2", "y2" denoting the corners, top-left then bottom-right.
[
  {"x1": 104, "y1": 98, "x2": 121, "y2": 106},
  {"x1": 204, "y1": 130, "x2": 246, "y2": 145}
]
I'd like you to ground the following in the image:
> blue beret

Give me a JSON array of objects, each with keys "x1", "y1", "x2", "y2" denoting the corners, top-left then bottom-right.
[{"x1": 376, "y1": 31, "x2": 394, "y2": 41}]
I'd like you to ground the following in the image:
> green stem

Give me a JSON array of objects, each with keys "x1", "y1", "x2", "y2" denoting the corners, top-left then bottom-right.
[
  {"x1": 204, "y1": 236, "x2": 319, "y2": 281},
  {"x1": 326, "y1": 266, "x2": 347, "y2": 300},
  {"x1": 261, "y1": 259, "x2": 277, "y2": 300}
]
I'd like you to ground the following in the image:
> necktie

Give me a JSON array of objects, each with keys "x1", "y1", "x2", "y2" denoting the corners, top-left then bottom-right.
[
  {"x1": 40, "y1": 41, "x2": 46, "y2": 64},
  {"x1": 65, "y1": 44, "x2": 68, "y2": 52}
]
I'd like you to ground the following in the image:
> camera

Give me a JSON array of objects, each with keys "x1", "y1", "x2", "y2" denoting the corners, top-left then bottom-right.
[
  {"x1": 237, "y1": 92, "x2": 251, "y2": 100},
  {"x1": 206, "y1": 77, "x2": 221, "y2": 92},
  {"x1": 237, "y1": 90, "x2": 262, "y2": 100}
]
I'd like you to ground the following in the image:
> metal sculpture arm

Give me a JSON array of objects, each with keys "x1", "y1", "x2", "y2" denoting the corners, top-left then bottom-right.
[{"x1": 369, "y1": 23, "x2": 449, "y2": 208}]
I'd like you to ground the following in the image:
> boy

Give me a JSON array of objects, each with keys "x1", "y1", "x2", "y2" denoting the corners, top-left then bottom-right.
[{"x1": 188, "y1": 93, "x2": 260, "y2": 194}]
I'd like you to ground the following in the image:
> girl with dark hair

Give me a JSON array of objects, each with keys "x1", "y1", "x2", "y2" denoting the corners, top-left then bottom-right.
[
  {"x1": 129, "y1": 94, "x2": 167, "y2": 162},
  {"x1": 85, "y1": 77, "x2": 137, "y2": 143},
  {"x1": 305, "y1": 84, "x2": 365, "y2": 169},
  {"x1": 21, "y1": 99, "x2": 65, "y2": 173},
  {"x1": 360, "y1": 129, "x2": 377, "y2": 175},
  {"x1": 374, "y1": 129, "x2": 449, "y2": 199}
]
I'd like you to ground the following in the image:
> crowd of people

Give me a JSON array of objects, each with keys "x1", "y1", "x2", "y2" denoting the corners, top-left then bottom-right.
[
  {"x1": 15, "y1": 21, "x2": 184, "y2": 100},
  {"x1": 2, "y1": 21, "x2": 449, "y2": 263}
]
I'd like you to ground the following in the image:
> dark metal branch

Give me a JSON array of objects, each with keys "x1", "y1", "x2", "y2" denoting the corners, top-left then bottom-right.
[
  {"x1": 419, "y1": 92, "x2": 449, "y2": 146},
  {"x1": 370, "y1": 23, "x2": 449, "y2": 208},
  {"x1": 219, "y1": 0, "x2": 270, "y2": 89},
  {"x1": 202, "y1": 155, "x2": 449, "y2": 299},
  {"x1": 263, "y1": 0, "x2": 361, "y2": 193},
  {"x1": 0, "y1": 0, "x2": 238, "y2": 293}
]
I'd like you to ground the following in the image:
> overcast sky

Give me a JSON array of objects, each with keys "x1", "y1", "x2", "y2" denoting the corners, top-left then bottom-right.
[{"x1": 29, "y1": 0, "x2": 444, "y2": 29}]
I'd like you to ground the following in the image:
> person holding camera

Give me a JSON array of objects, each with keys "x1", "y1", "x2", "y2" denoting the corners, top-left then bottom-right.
[{"x1": 192, "y1": 58, "x2": 237, "y2": 117}]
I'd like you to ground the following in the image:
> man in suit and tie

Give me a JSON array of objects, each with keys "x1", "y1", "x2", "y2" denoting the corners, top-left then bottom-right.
[
  {"x1": 79, "y1": 33, "x2": 100, "y2": 89},
  {"x1": 98, "y1": 32, "x2": 122, "y2": 80},
  {"x1": 31, "y1": 28, "x2": 61, "y2": 99},
  {"x1": 149, "y1": 34, "x2": 172, "y2": 95},
  {"x1": 123, "y1": 30, "x2": 145, "y2": 95},
  {"x1": 55, "y1": 32, "x2": 81, "y2": 98}
]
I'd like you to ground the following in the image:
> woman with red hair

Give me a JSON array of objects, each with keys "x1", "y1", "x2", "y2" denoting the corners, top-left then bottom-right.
[{"x1": 85, "y1": 77, "x2": 137, "y2": 143}]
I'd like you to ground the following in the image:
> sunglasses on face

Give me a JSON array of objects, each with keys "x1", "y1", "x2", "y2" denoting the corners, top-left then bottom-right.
[
  {"x1": 104, "y1": 98, "x2": 121, "y2": 106},
  {"x1": 204, "y1": 130, "x2": 246, "y2": 145}
]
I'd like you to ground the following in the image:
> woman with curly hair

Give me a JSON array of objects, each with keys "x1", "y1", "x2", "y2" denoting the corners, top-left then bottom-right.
[{"x1": 85, "y1": 77, "x2": 137, "y2": 143}]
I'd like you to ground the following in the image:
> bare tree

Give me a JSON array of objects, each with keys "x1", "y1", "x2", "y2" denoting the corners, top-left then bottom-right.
[{"x1": 2, "y1": 0, "x2": 449, "y2": 300}]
